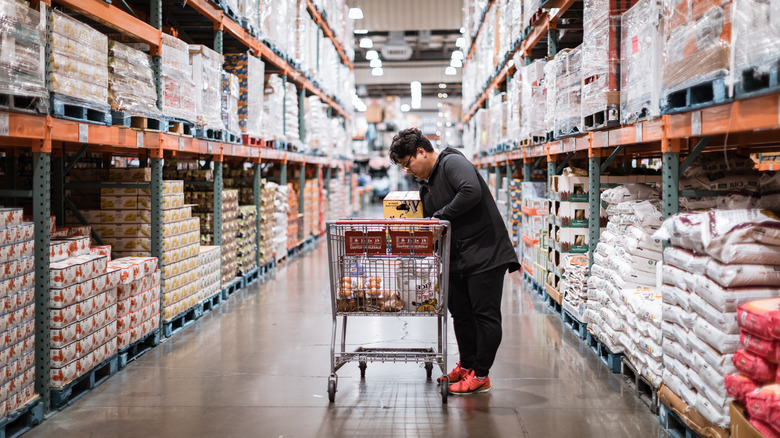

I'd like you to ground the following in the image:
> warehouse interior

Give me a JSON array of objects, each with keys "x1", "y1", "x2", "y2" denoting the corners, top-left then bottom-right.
[{"x1": 0, "y1": 0, "x2": 778, "y2": 437}]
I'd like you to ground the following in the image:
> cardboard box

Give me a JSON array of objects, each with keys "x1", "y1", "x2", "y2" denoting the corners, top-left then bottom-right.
[
  {"x1": 383, "y1": 191, "x2": 423, "y2": 219},
  {"x1": 730, "y1": 402, "x2": 766, "y2": 438},
  {"x1": 658, "y1": 383, "x2": 729, "y2": 438},
  {"x1": 551, "y1": 176, "x2": 589, "y2": 202}
]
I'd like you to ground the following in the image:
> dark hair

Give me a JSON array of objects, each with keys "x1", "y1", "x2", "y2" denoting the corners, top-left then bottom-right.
[{"x1": 389, "y1": 128, "x2": 433, "y2": 165}]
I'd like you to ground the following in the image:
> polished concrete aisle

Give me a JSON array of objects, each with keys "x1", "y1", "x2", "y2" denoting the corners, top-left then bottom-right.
[{"x1": 27, "y1": 237, "x2": 670, "y2": 437}]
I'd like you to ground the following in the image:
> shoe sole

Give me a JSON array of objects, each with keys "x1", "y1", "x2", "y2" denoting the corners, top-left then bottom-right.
[
  {"x1": 449, "y1": 385, "x2": 492, "y2": 395},
  {"x1": 437, "y1": 375, "x2": 468, "y2": 385}
]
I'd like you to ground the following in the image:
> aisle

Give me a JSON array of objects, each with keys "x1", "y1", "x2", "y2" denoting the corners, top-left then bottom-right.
[{"x1": 27, "y1": 222, "x2": 668, "y2": 438}]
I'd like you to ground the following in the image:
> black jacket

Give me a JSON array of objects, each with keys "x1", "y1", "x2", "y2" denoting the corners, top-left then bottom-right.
[{"x1": 419, "y1": 147, "x2": 520, "y2": 276}]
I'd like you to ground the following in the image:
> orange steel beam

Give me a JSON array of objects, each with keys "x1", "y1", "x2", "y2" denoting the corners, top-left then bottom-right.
[
  {"x1": 53, "y1": 0, "x2": 160, "y2": 48},
  {"x1": 305, "y1": 0, "x2": 353, "y2": 70},
  {"x1": 522, "y1": 11, "x2": 550, "y2": 57}
]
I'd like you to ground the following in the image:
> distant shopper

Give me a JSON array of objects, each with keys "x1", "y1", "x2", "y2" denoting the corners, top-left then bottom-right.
[{"x1": 389, "y1": 128, "x2": 520, "y2": 395}]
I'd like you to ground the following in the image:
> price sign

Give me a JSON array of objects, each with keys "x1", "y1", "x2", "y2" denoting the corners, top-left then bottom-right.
[
  {"x1": 0, "y1": 113, "x2": 9, "y2": 136},
  {"x1": 78, "y1": 124, "x2": 88, "y2": 143}
]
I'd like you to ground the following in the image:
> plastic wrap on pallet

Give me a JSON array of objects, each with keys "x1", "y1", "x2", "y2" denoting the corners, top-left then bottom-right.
[
  {"x1": 189, "y1": 45, "x2": 224, "y2": 130},
  {"x1": 661, "y1": 0, "x2": 732, "y2": 95},
  {"x1": 520, "y1": 59, "x2": 547, "y2": 142},
  {"x1": 620, "y1": 0, "x2": 664, "y2": 125},
  {"x1": 224, "y1": 52, "x2": 264, "y2": 138},
  {"x1": 581, "y1": 0, "x2": 621, "y2": 126},
  {"x1": 263, "y1": 74, "x2": 284, "y2": 140},
  {"x1": 161, "y1": 34, "x2": 195, "y2": 122},
  {"x1": 304, "y1": 96, "x2": 326, "y2": 153},
  {"x1": 509, "y1": 0, "x2": 524, "y2": 45},
  {"x1": 49, "y1": 10, "x2": 108, "y2": 105},
  {"x1": 108, "y1": 41, "x2": 159, "y2": 117},
  {"x1": 238, "y1": 0, "x2": 260, "y2": 35},
  {"x1": 284, "y1": 81, "x2": 300, "y2": 142},
  {"x1": 554, "y1": 47, "x2": 583, "y2": 137},
  {"x1": 0, "y1": 0, "x2": 47, "y2": 103},
  {"x1": 525, "y1": 0, "x2": 540, "y2": 26},
  {"x1": 507, "y1": 71, "x2": 521, "y2": 144},
  {"x1": 221, "y1": 71, "x2": 240, "y2": 135},
  {"x1": 732, "y1": 0, "x2": 780, "y2": 88},
  {"x1": 544, "y1": 59, "x2": 557, "y2": 135}
]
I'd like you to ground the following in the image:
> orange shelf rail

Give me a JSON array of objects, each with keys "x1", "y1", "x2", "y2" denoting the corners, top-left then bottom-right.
[
  {"x1": 304, "y1": 0, "x2": 353, "y2": 70},
  {"x1": 53, "y1": 0, "x2": 161, "y2": 50}
]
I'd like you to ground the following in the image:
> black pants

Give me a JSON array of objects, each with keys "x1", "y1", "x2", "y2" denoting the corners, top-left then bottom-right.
[{"x1": 448, "y1": 264, "x2": 507, "y2": 377}]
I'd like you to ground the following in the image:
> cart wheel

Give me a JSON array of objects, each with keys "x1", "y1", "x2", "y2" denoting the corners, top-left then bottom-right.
[
  {"x1": 359, "y1": 361, "x2": 367, "y2": 378},
  {"x1": 424, "y1": 362, "x2": 433, "y2": 380},
  {"x1": 441, "y1": 379, "x2": 449, "y2": 403},
  {"x1": 328, "y1": 379, "x2": 336, "y2": 402}
]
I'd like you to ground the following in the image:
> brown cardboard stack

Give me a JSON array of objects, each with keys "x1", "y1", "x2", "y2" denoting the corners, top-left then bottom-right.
[
  {"x1": 237, "y1": 206, "x2": 257, "y2": 276},
  {"x1": 198, "y1": 246, "x2": 221, "y2": 303},
  {"x1": 189, "y1": 189, "x2": 239, "y2": 285}
]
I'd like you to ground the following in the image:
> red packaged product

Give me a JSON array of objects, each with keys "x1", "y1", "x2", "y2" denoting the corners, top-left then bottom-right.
[
  {"x1": 50, "y1": 228, "x2": 68, "y2": 238},
  {"x1": 49, "y1": 240, "x2": 70, "y2": 262},
  {"x1": 735, "y1": 348, "x2": 778, "y2": 383},
  {"x1": 0, "y1": 240, "x2": 33, "y2": 264},
  {"x1": 90, "y1": 245, "x2": 111, "y2": 260},
  {"x1": 67, "y1": 226, "x2": 91, "y2": 238},
  {"x1": 79, "y1": 314, "x2": 95, "y2": 338},
  {"x1": 49, "y1": 283, "x2": 81, "y2": 309},
  {"x1": 741, "y1": 332, "x2": 778, "y2": 362},
  {"x1": 738, "y1": 298, "x2": 780, "y2": 339},
  {"x1": 746, "y1": 384, "x2": 780, "y2": 424},
  {"x1": 50, "y1": 305, "x2": 78, "y2": 329},
  {"x1": 56, "y1": 237, "x2": 90, "y2": 257},
  {"x1": 50, "y1": 343, "x2": 79, "y2": 368},
  {"x1": 0, "y1": 208, "x2": 23, "y2": 228},
  {"x1": 49, "y1": 361, "x2": 78, "y2": 387},
  {"x1": 51, "y1": 323, "x2": 79, "y2": 349}
]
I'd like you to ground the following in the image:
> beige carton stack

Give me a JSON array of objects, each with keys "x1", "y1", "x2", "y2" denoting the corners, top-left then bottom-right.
[
  {"x1": 303, "y1": 179, "x2": 320, "y2": 238},
  {"x1": 259, "y1": 183, "x2": 275, "y2": 267},
  {"x1": 107, "y1": 257, "x2": 159, "y2": 350},
  {"x1": 237, "y1": 206, "x2": 257, "y2": 276},
  {"x1": 198, "y1": 247, "x2": 221, "y2": 303},
  {"x1": 189, "y1": 189, "x2": 239, "y2": 285}
]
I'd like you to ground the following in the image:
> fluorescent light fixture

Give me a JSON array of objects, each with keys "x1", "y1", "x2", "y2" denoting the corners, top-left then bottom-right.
[
  {"x1": 451, "y1": 50, "x2": 464, "y2": 60},
  {"x1": 507, "y1": 59, "x2": 514, "y2": 67},
  {"x1": 353, "y1": 29, "x2": 368, "y2": 34},
  {"x1": 410, "y1": 81, "x2": 421, "y2": 91},
  {"x1": 460, "y1": 27, "x2": 465, "y2": 34},
  {"x1": 456, "y1": 37, "x2": 466, "y2": 48},
  {"x1": 365, "y1": 50, "x2": 378, "y2": 60},
  {"x1": 359, "y1": 38, "x2": 373, "y2": 49},
  {"x1": 371, "y1": 67, "x2": 383, "y2": 76},
  {"x1": 450, "y1": 58, "x2": 462, "y2": 68},
  {"x1": 348, "y1": 7, "x2": 363, "y2": 19},
  {"x1": 439, "y1": 83, "x2": 447, "y2": 89},
  {"x1": 401, "y1": 104, "x2": 410, "y2": 112},
  {"x1": 445, "y1": 66, "x2": 457, "y2": 75},
  {"x1": 369, "y1": 58, "x2": 382, "y2": 68}
]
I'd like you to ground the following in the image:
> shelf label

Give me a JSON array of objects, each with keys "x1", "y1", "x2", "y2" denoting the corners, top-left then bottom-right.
[
  {"x1": 178, "y1": 137, "x2": 184, "y2": 151},
  {"x1": 207, "y1": 143, "x2": 213, "y2": 154},
  {"x1": 691, "y1": 111, "x2": 702, "y2": 136},
  {"x1": 78, "y1": 124, "x2": 88, "y2": 143},
  {"x1": 635, "y1": 123, "x2": 642, "y2": 143},
  {"x1": 136, "y1": 132, "x2": 143, "y2": 148},
  {"x1": 0, "y1": 113, "x2": 8, "y2": 136}
]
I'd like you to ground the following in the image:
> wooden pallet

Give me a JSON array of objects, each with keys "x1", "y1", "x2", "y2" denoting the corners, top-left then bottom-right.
[
  {"x1": 162, "y1": 305, "x2": 202, "y2": 338},
  {"x1": 50, "y1": 355, "x2": 119, "y2": 410},
  {"x1": 0, "y1": 397, "x2": 43, "y2": 438},
  {"x1": 734, "y1": 61, "x2": 780, "y2": 100},
  {"x1": 0, "y1": 93, "x2": 47, "y2": 115},
  {"x1": 201, "y1": 292, "x2": 223, "y2": 314},
  {"x1": 119, "y1": 328, "x2": 160, "y2": 369},
  {"x1": 660, "y1": 77, "x2": 730, "y2": 115},
  {"x1": 583, "y1": 106, "x2": 620, "y2": 132},
  {"x1": 164, "y1": 117, "x2": 195, "y2": 136},
  {"x1": 111, "y1": 111, "x2": 164, "y2": 131},
  {"x1": 50, "y1": 93, "x2": 111, "y2": 125}
]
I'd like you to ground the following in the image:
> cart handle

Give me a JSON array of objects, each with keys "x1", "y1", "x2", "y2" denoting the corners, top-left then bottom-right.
[{"x1": 329, "y1": 218, "x2": 449, "y2": 226}]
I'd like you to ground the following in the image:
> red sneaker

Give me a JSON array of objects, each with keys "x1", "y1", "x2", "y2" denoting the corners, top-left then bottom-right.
[
  {"x1": 449, "y1": 370, "x2": 491, "y2": 394},
  {"x1": 437, "y1": 362, "x2": 470, "y2": 385}
]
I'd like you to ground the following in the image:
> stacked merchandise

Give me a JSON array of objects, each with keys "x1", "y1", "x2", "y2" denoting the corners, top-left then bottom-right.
[
  {"x1": 0, "y1": 0, "x2": 47, "y2": 113},
  {"x1": 224, "y1": 168, "x2": 254, "y2": 206},
  {"x1": 585, "y1": 184, "x2": 664, "y2": 387},
  {"x1": 189, "y1": 45, "x2": 225, "y2": 132},
  {"x1": 474, "y1": 108, "x2": 490, "y2": 157},
  {"x1": 620, "y1": 0, "x2": 664, "y2": 125},
  {"x1": 259, "y1": 183, "x2": 275, "y2": 266},
  {"x1": 305, "y1": 96, "x2": 327, "y2": 154},
  {"x1": 294, "y1": 1, "x2": 318, "y2": 77},
  {"x1": 732, "y1": 0, "x2": 780, "y2": 98},
  {"x1": 198, "y1": 246, "x2": 221, "y2": 303},
  {"x1": 237, "y1": 205, "x2": 258, "y2": 276},
  {"x1": 496, "y1": 177, "x2": 510, "y2": 228},
  {"x1": 221, "y1": 72, "x2": 241, "y2": 137},
  {"x1": 544, "y1": 60, "x2": 557, "y2": 139},
  {"x1": 303, "y1": 179, "x2": 320, "y2": 238},
  {"x1": 581, "y1": 0, "x2": 631, "y2": 130},
  {"x1": 508, "y1": 179, "x2": 523, "y2": 257},
  {"x1": 49, "y1": 229, "x2": 118, "y2": 390},
  {"x1": 0, "y1": 208, "x2": 36, "y2": 414},
  {"x1": 160, "y1": 34, "x2": 196, "y2": 123},
  {"x1": 506, "y1": 71, "x2": 521, "y2": 146},
  {"x1": 263, "y1": 74, "x2": 285, "y2": 141},
  {"x1": 462, "y1": 64, "x2": 477, "y2": 115},
  {"x1": 553, "y1": 46, "x2": 583, "y2": 138},
  {"x1": 224, "y1": 52, "x2": 265, "y2": 140},
  {"x1": 660, "y1": 0, "x2": 732, "y2": 111},
  {"x1": 284, "y1": 81, "x2": 300, "y2": 146},
  {"x1": 190, "y1": 189, "x2": 239, "y2": 286},
  {"x1": 108, "y1": 41, "x2": 160, "y2": 120},
  {"x1": 489, "y1": 92, "x2": 508, "y2": 149},
  {"x1": 238, "y1": 0, "x2": 260, "y2": 36},
  {"x1": 110, "y1": 257, "x2": 159, "y2": 351},
  {"x1": 560, "y1": 255, "x2": 590, "y2": 321},
  {"x1": 729, "y1": 298, "x2": 780, "y2": 437},
  {"x1": 519, "y1": 59, "x2": 547, "y2": 144},
  {"x1": 49, "y1": 10, "x2": 108, "y2": 114},
  {"x1": 655, "y1": 209, "x2": 780, "y2": 430},
  {"x1": 271, "y1": 183, "x2": 290, "y2": 262},
  {"x1": 508, "y1": 0, "x2": 524, "y2": 50},
  {"x1": 525, "y1": 0, "x2": 541, "y2": 26},
  {"x1": 287, "y1": 183, "x2": 300, "y2": 250},
  {"x1": 326, "y1": 172, "x2": 349, "y2": 222},
  {"x1": 521, "y1": 182, "x2": 548, "y2": 285}
]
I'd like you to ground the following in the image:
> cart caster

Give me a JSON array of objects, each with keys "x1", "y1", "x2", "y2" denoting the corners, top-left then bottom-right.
[
  {"x1": 441, "y1": 378, "x2": 449, "y2": 403},
  {"x1": 328, "y1": 379, "x2": 337, "y2": 402},
  {"x1": 359, "y1": 361, "x2": 367, "y2": 378},
  {"x1": 424, "y1": 362, "x2": 433, "y2": 380}
]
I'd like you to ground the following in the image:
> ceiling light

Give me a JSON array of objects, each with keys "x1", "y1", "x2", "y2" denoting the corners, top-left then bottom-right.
[
  {"x1": 445, "y1": 66, "x2": 457, "y2": 75},
  {"x1": 348, "y1": 7, "x2": 363, "y2": 19},
  {"x1": 460, "y1": 27, "x2": 465, "y2": 34},
  {"x1": 441, "y1": 93, "x2": 448, "y2": 98},
  {"x1": 371, "y1": 67, "x2": 383, "y2": 76},
  {"x1": 451, "y1": 50, "x2": 464, "y2": 60},
  {"x1": 401, "y1": 104, "x2": 410, "y2": 112},
  {"x1": 353, "y1": 29, "x2": 368, "y2": 34},
  {"x1": 359, "y1": 38, "x2": 373, "y2": 49},
  {"x1": 456, "y1": 37, "x2": 466, "y2": 48},
  {"x1": 439, "y1": 83, "x2": 447, "y2": 89},
  {"x1": 450, "y1": 58, "x2": 462, "y2": 68},
  {"x1": 369, "y1": 58, "x2": 382, "y2": 68},
  {"x1": 437, "y1": 103, "x2": 443, "y2": 108},
  {"x1": 365, "y1": 50, "x2": 378, "y2": 60}
]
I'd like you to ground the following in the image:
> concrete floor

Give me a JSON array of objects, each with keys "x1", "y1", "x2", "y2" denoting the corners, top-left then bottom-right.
[{"x1": 27, "y1": 217, "x2": 670, "y2": 437}]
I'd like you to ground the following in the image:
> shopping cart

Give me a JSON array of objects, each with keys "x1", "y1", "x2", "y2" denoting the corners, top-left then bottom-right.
[{"x1": 325, "y1": 219, "x2": 451, "y2": 403}]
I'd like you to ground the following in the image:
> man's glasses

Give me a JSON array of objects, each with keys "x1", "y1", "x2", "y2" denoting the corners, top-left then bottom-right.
[{"x1": 400, "y1": 153, "x2": 415, "y2": 171}]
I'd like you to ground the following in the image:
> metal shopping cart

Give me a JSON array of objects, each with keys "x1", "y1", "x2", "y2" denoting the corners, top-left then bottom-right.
[{"x1": 325, "y1": 219, "x2": 451, "y2": 403}]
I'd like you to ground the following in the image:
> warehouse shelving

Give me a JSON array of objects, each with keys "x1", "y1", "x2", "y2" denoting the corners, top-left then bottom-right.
[{"x1": 304, "y1": 0, "x2": 354, "y2": 70}]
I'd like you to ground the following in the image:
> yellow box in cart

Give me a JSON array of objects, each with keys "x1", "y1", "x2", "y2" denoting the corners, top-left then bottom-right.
[{"x1": 383, "y1": 191, "x2": 423, "y2": 219}]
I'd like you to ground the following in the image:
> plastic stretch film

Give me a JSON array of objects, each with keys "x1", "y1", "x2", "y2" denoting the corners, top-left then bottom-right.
[
  {"x1": 581, "y1": 0, "x2": 621, "y2": 124},
  {"x1": 50, "y1": 10, "x2": 108, "y2": 106},
  {"x1": 160, "y1": 34, "x2": 195, "y2": 122},
  {"x1": 190, "y1": 45, "x2": 224, "y2": 130},
  {"x1": 108, "y1": 41, "x2": 159, "y2": 117},
  {"x1": 507, "y1": 71, "x2": 521, "y2": 144},
  {"x1": 661, "y1": 0, "x2": 732, "y2": 95},
  {"x1": 732, "y1": 0, "x2": 780, "y2": 91},
  {"x1": 238, "y1": 0, "x2": 260, "y2": 35},
  {"x1": 554, "y1": 47, "x2": 583, "y2": 137},
  {"x1": 0, "y1": 0, "x2": 46, "y2": 105},
  {"x1": 620, "y1": 0, "x2": 664, "y2": 124},
  {"x1": 224, "y1": 52, "x2": 264, "y2": 138},
  {"x1": 221, "y1": 72, "x2": 240, "y2": 135},
  {"x1": 264, "y1": 74, "x2": 285, "y2": 140},
  {"x1": 284, "y1": 81, "x2": 300, "y2": 143},
  {"x1": 520, "y1": 59, "x2": 547, "y2": 142},
  {"x1": 544, "y1": 59, "x2": 557, "y2": 134}
]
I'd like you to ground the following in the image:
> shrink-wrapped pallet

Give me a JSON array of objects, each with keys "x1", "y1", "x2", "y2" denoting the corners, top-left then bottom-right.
[
  {"x1": 189, "y1": 45, "x2": 224, "y2": 130},
  {"x1": 108, "y1": 41, "x2": 160, "y2": 117},
  {"x1": 620, "y1": 0, "x2": 664, "y2": 124},
  {"x1": 520, "y1": 59, "x2": 547, "y2": 143},
  {"x1": 732, "y1": 0, "x2": 780, "y2": 97},
  {"x1": 553, "y1": 47, "x2": 583, "y2": 138},
  {"x1": 0, "y1": 0, "x2": 47, "y2": 112},
  {"x1": 224, "y1": 52, "x2": 264, "y2": 138},
  {"x1": 221, "y1": 71, "x2": 240, "y2": 135},
  {"x1": 264, "y1": 74, "x2": 285, "y2": 140},
  {"x1": 285, "y1": 81, "x2": 300, "y2": 143},
  {"x1": 160, "y1": 34, "x2": 195, "y2": 122}
]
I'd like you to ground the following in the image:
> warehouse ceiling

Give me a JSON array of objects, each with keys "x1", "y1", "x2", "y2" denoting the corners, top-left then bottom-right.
[{"x1": 348, "y1": 0, "x2": 464, "y2": 99}]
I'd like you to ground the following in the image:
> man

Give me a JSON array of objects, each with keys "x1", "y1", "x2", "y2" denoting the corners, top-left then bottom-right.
[{"x1": 389, "y1": 128, "x2": 520, "y2": 395}]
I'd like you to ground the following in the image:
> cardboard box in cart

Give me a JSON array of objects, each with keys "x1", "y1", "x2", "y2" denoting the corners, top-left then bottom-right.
[{"x1": 383, "y1": 191, "x2": 423, "y2": 219}]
